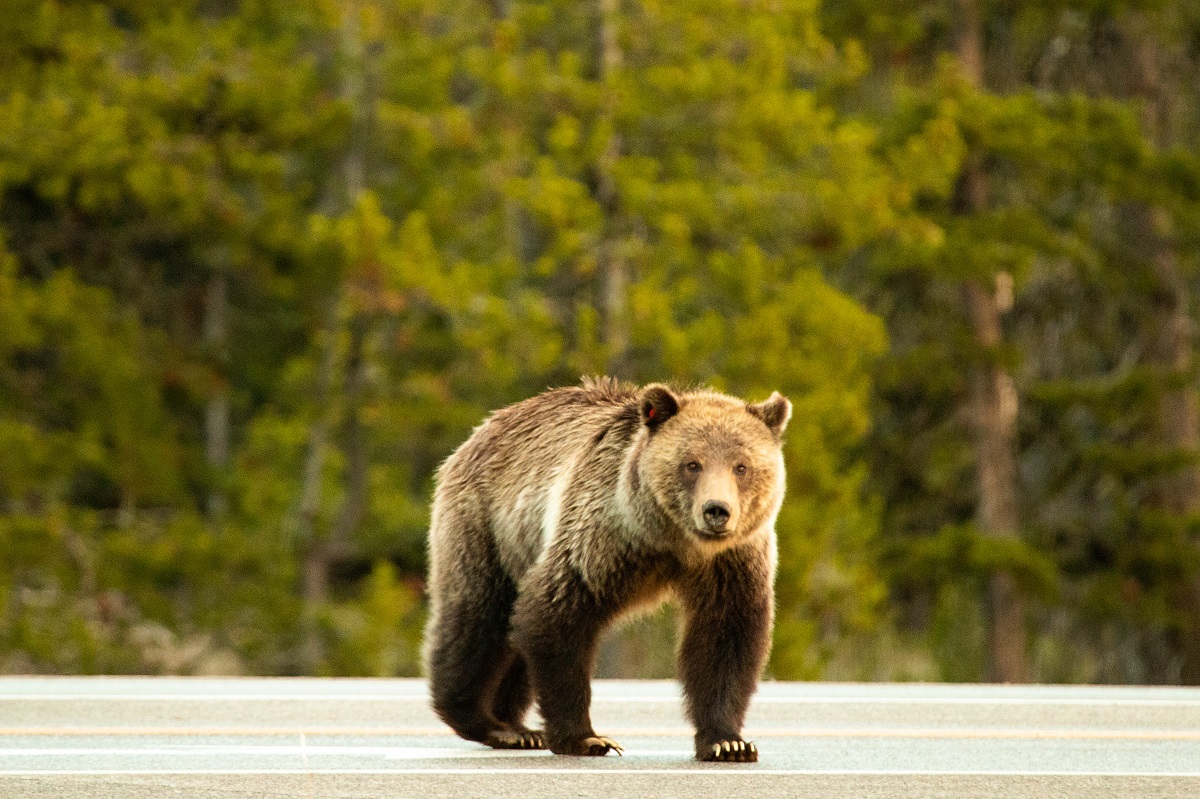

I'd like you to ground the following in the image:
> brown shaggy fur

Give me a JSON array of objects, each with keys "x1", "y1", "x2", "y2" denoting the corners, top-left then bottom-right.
[{"x1": 422, "y1": 377, "x2": 791, "y2": 762}]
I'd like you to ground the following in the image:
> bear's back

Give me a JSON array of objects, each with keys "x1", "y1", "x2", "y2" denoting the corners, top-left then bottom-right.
[{"x1": 434, "y1": 379, "x2": 641, "y2": 577}]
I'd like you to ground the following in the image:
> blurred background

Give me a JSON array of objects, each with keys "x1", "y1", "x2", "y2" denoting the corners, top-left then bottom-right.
[{"x1": 2, "y1": 0, "x2": 1199, "y2": 684}]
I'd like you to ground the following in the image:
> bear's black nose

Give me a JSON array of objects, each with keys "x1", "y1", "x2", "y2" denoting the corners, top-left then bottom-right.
[{"x1": 702, "y1": 500, "x2": 732, "y2": 532}]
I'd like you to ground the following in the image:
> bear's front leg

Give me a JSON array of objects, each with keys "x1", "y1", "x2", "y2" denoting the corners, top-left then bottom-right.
[
  {"x1": 677, "y1": 545, "x2": 773, "y2": 763},
  {"x1": 509, "y1": 563, "x2": 623, "y2": 757}
]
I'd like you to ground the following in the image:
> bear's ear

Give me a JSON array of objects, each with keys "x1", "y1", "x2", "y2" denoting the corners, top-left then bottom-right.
[
  {"x1": 639, "y1": 384, "x2": 680, "y2": 431},
  {"x1": 748, "y1": 391, "x2": 792, "y2": 439}
]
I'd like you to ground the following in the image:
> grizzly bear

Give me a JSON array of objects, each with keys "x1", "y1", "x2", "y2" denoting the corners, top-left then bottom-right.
[{"x1": 422, "y1": 377, "x2": 790, "y2": 762}]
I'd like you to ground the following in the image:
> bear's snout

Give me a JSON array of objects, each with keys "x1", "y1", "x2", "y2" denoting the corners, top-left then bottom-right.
[
  {"x1": 692, "y1": 467, "x2": 741, "y2": 538},
  {"x1": 701, "y1": 500, "x2": 733, "y2": 534}
]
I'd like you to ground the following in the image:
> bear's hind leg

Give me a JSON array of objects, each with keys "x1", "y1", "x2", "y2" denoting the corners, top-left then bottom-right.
[
  {"x1": 425, "y1": 511, "x2": 528, "y2": 747},
  {"x1": 426, "y1": 592, "x2": 514, "y2": 745},
  {"x1": 491, "y1": 651, "x2": 532, "y2": 727},
  {"x1": 487, "y1": 651, "x2": 545, "y2": 749}
]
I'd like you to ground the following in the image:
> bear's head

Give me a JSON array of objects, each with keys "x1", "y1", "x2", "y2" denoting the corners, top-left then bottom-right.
[{"x1": 636, "y1": 383, "x2": 791, "y2": 548}]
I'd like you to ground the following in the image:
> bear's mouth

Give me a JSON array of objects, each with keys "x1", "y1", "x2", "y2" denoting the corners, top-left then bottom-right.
[{"x1": 692, "y1": 527, "x2": 732, "y2": 541}]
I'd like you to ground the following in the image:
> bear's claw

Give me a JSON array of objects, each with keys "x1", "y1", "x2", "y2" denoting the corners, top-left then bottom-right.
[
  {"x1": 485, "y1": 729, "x2": 547, "y2": 750},
  {"x1": 701, "y1": 739, "x2": 757, "y2": 763},
  {"x1": 552, "y1": 735, "x2": 623, "y2": 756},
  {"x1": 582, "y1": 736, "x2": 623, "y2": 756}
]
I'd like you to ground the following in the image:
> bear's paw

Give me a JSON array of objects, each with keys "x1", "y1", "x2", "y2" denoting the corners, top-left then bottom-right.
[
  {"x1": 485, "y1": 729, "x2": 547, "y2": 750},
  {"x1": 552, "y1": 735, "x2": 624, "y2": 756},
  {"x1": 701, "y1": 739, "x2": 757, "y2": 763}
]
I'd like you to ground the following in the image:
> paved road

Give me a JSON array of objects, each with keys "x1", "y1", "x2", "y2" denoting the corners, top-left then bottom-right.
[{"x1": 1, "y1": 677, "x2": 1198, "y2": 798}]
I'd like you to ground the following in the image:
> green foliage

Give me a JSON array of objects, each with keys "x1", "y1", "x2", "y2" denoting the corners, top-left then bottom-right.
[
  {"x1": 320, "y1": 561, "x2": 425, "y2": 677},
  {"x1": 899, "y1": 523, "x2": 1059, "y2": 602},
  {"x1": 0, "y1": 508, "x2": 295, "y2": 674},
  {"x1": 834, "y1": 0, "x2": 1200, "y2": 682},
  {"x1": 3, "y1": 0, "x2": 1200, "y2": 684}
]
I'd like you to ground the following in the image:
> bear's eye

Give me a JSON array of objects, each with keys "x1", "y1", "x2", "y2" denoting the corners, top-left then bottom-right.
[
  {"x1": 734, "y1": 464, "x2": 747, "y2": 476},
  {"x1": 685, "y1": 461, "x2": 702, "y2": 473}
]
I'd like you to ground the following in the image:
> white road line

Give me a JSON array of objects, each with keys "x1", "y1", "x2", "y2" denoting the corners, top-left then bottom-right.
[
  {"x1": 6, "y1": 725, "x2": 1200, "y2": 739},
  {"x1": 0, "y1": 746, "x2": 542, "y2": 757},
  {"x1": 3, "y1": 694, "x2": 1200, "y2": 706},
  {"x1": 0, "y1": 691, "x2": 427, "y2": 695},
  {"x1": 0, "y1": 746, "x2": 692, "y2": 760},
  {"x1": 0, "y1": 768, "x2": 1197, "y2": 777},
  {"x1": 4, "y1": 728, "x2": 1200, "y2": 741}
]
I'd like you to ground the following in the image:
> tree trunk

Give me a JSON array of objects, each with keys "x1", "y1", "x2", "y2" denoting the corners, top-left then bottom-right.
[
  {"x1": 955, "y1": 0, "x2": 1028, "y2": 683},
  {"x1": 203, "y1": 264, "x2": 230, "y2": 522},
  {"x1": 962, "y1": 277, "x2": 1027, "y2": 682},
  {"x1": 1147, "y1": 205, "x2": 1200, "y2": 683},
  {"x1": 326, "y1": 0, "x2": 374, "y2": 555},
  {"x1": 329, "y1": 312, "x2": 371, "y2": 544},
  {"x1": 297, "y1": 297, "x2": 341, "y2": 669},
  {"x1": 1125, "y1": 10, "x2": 1200, "y2": 683},
  {"x1": 298, "y1": 0, "x2": 370, "y2": 671},
  {"x1": 597, "y1": 0, "x2": 628, "y2": 378}
]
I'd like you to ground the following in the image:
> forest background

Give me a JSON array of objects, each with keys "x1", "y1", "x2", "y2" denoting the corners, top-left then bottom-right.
[{"x1": 3, "y1": 0, "x2": 1200, "y2": 684}]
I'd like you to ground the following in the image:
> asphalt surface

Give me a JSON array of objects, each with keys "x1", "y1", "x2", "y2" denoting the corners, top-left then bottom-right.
[{"x1": 1, "y1": 677, "x2": 1198, "y2": 798}]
